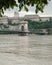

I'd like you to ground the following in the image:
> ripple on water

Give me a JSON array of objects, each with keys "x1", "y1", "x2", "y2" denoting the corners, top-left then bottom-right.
[{"x1": 0, "y1": 34, "x2": 52, "y2": 65}]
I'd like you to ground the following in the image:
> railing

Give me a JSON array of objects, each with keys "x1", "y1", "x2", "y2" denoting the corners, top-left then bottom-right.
[
  {"x1": 0, "y1": 29, "x2": 49, "y2": 35},
  {"x1": 28, "y1": 29, "x2": 48, "y2": 34},
  {"x1": 0, "y1": 30, "x2": 30, "y2": 34}
]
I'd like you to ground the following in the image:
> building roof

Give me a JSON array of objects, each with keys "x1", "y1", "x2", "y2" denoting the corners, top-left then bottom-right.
[{"x1": 24, "y1": 15, "x2": 39, "y2": 19}]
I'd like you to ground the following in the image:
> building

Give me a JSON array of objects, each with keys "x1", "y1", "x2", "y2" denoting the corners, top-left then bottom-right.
[
  {"x1": 40, "y1": 17, "x2": 50, "y2": 21},
  {"x1": 0, "y1": 13, "x2": 52, "y2": 31},
  {"x1": 8, "y1": 13, "x2": 28, "y2": 31},
  {"x1": 0, "y1": 16, "x2": 8, "y2": 24},
  {"x1": 24, "y1": 15, "x2": 52, "y2": 21},
  {"x1": 24, "y1": 15, "x2": 40, "y2": 21}
]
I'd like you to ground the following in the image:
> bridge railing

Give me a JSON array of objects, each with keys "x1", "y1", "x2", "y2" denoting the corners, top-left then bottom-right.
[{"x1": 28, "y1": 29, "x2": 48, "y2": 34}]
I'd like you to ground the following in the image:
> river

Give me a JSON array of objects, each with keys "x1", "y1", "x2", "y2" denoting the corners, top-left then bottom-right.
[{"x1": 0, "y1": 34, "x2": 52, "y2": 65}]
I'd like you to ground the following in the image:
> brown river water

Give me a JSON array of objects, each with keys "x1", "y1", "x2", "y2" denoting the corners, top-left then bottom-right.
[{"x1": 0, "y1": 34, "x2": 52, "y2": 65}]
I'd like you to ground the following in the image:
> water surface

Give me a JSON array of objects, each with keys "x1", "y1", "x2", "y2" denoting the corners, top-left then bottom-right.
[{"x1": 0, "y1": 34, "x2": 52, "y2": 65}]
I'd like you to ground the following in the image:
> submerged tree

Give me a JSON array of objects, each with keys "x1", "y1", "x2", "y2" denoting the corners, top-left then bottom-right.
[{"x1": 0, "y1": 0, "x2": 50, "y2": 16}]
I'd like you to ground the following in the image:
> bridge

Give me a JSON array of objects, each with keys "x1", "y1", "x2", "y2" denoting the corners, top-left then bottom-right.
[
  {"x1": 0, "y1": 30, "x2": 30, "y2": 36},
  {"x1": 0, "y1": 28, "x2": 49, "y2": 35},
  {"x1": 28, "y1": 29, "x2": 48, "y2": 35}
]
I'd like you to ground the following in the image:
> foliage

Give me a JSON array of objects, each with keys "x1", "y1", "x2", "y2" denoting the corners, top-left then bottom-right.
[
  {"x1": 3, "y1": 25, "x2": 9, "y2": 28},
  {"x1": 18, "y1": 0, "x2": 49, "y2": 13},
  {"x1": 8, "y1": 20, "x2": 12, "y2": 25},
  {"x1": 0, "y1": 0, "x2": 17, "y2": 16},
  {"x1": 0, "y1": 0, "x2": 50, "y2": 16},
  {"x1": 28, "y1": 19, "x2": 52, "y2": 30}
]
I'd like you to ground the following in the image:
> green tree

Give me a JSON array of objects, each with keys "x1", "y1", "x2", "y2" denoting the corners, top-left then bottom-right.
[{"x1": 0, "y1": 0, "x2": 50, "y2": 16}]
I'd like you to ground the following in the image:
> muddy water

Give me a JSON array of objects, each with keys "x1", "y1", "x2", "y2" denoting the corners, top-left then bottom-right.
[{"x1": 0, "y1": 34, "x2": 52, "y2": 65}]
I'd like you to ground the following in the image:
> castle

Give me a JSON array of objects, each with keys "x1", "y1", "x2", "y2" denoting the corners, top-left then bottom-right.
[{"x1": 0, "y1": 13, "x2": 52, "y2": 31}]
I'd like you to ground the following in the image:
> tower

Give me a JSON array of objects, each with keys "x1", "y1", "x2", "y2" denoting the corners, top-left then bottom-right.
[{"x1": 14, "y1": 12, "x2": 19, "y2": 18}]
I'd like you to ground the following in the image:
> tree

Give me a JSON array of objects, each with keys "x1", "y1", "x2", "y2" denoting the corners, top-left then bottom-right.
[{"x1": 0, "y1": 0, "x2": 50, "y2": 16}]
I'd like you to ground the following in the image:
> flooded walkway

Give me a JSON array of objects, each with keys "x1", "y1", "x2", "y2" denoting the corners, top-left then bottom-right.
[{"x1": 0, "y1": 34, "x2": 52, "y2": 65}]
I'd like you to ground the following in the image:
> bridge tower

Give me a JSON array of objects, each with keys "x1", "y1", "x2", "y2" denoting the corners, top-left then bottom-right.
[{"x1": 18, "y1": 21, "x2": 28, "y2": 35}]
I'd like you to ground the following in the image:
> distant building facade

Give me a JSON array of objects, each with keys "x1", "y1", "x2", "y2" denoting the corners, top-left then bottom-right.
[
  {"x1": 0, "y1": 13, "x2": 52, "y2": 31},
  {"x1": 0, "y1": 16, "x2": 8, "y2": 24},
  {"x1": 24, "y1": 15, "x2": 40, "y2": 21},
  {"x1": 24, "y1": 15, "x2": 52, "y2": 21}
]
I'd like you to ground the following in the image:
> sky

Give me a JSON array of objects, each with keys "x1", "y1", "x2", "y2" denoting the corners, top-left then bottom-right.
[{"x1": 4, "y1": 0, "x2": 52, "y2": 17}]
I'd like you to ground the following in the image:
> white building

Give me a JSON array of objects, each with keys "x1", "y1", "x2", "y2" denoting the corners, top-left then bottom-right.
[
  {"x1": 24, "y1": 15, "x2": 52, "y2": 21},
  {"x1": 0, "y1": 13, "x2": 52, "y2": 31},
  {"x1": 24, "y1": 15, "x2": 40, "y2": 21},
  {"x1": 40, "y1": 17, "x2": 50, "y2": 21},
  {"x1": 0, "y1": 16, "x2": 8, "y2": 24}
]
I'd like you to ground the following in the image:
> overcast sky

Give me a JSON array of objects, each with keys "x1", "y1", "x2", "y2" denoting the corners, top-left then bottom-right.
[{"x1": 4, "y1": 0, "x2": 52, "y2": 17}]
